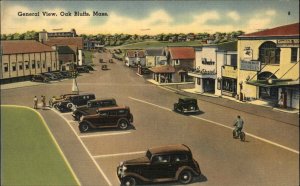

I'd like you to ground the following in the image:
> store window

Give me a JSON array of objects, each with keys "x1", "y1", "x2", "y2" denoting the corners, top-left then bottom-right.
[
  {"x1": 197, "y1": 78, "x2": 201, "y2": 85},
  {"x1": 19, "y1": 62, "x2": 23, "y2": 70},
  {"x1": 291, "y1": 48, "x2": 298, "y2": 62},
  {"x1": 12, "y1": 63, "x2": 16, "y2": 71},
  {"x1": 4, "y1": 63, "x2": 8, "y2": 72},
  {"x1": 25, "y1": 61, "x2": 29, "y2": 69},
  {"x1": 259, "y1": 41, "x2": 280, "y2": 65},
  {"x1": 31, "y1": 60, "x2": 35, "y2": 68}
]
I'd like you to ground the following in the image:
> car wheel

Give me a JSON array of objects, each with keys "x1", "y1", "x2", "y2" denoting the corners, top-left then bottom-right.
[
  {"x1": 67, "y1": 103, "x2": 74, "y2": 109},
  {"x1": 122, "y1": 177, "x2": 136, "y2": 186},
  {"x1": 178, "y1": 170, "x2": 192, "y2": 184},
  {"x1": 79, "y1": 122, "x2": 89, "y2": 132},
  {"x1": 118, "y1": 119, "x2": 129, "y2": 130}
]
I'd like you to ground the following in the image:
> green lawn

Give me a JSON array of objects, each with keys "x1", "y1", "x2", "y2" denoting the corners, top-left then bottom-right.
[{"x1": 1, "y1": 106, "x2": 79, "y2": 186}]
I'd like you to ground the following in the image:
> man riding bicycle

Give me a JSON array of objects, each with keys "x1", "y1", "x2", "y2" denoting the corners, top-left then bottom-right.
[{"x1": 233, "y1": 115, "x2": 244, "y2": 138}]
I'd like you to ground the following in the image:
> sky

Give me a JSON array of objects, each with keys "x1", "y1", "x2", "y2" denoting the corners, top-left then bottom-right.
[{"x1": 1, "y1": 0, "x2": 299, "y2": 35}]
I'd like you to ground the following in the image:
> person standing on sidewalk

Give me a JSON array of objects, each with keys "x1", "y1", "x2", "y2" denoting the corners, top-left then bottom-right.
[
  {"x1": 41, "y1": 95, "x2": 46, "y2": 109},
  {"x1": 33, "y1": 96, "x2": 38, "y2": 109}
]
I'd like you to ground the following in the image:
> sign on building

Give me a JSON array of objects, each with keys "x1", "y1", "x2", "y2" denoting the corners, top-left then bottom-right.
[
  {"x1": 222, "y1": 66, "x2": 237, "y2": 79},
  {"x1": 240, "y1": 60, "x2": 261, "y2": 71},
  {"x1": 276, "y1": 39, "x2": 299, "y2": 47}
]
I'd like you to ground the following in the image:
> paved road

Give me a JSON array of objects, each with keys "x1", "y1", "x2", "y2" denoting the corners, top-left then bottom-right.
[{"x1": 1, "y1": 51, "x2": 299, "y2": 186}]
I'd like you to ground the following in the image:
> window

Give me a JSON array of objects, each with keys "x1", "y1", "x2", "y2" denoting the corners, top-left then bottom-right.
[
  {"x1": 152, "y1": 155, "x2": 170, "y2": 164},
  {"x1": 175, "y1": 59, "x2": 180, "y2": 65},
  {"x1": 43, "y1": 61, "x2": 46, "y2": 68},
  {"x1": 31, "y1": 60, "x2": 36, "y2": 68},
  {"x1": 25, "y1": 61, "x2": 29, "y2": 69},
  {"x1": 259, "y1": 41, "x2": 280, "y2": 64},
  {"x1": 172, "y1": 154, "x2": 188, "y2": 162},
  {"x1": 291, "y1": 48, "x2": 298, "y2": 62},
  {"x1": 230, "y1": 54, "x2": 237, "y2": 66},
  {"x1": 197, "y1": 78, "x2": 201, "y2": 85},
  {"x1": 19, "y1": 62, "x2": 23, "y2": 70},
  {"x1": 12, "y1": 63, "x2": 16, "y2": 71},
  {"x1": 37, "y1": 61, "x2": 40, "y2": 68},
  {"x1": 4, "y1": 63, "x2": 8, "y2": 72}
]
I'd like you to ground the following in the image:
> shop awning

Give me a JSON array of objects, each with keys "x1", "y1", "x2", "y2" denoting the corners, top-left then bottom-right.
[
  {"x1": 149, "y1": 65, "x2": 175, "y2": 73},
  {"x1": 246, "y1": 79, "x2": 299, "y2": 87}
]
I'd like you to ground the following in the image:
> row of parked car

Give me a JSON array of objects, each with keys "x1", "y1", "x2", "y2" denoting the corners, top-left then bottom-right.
[
  {"x1": 31, "y1": 65, "x2": 95, "y2": 83},
  {"x1": 49, "y1": 93, "x2": 134, "y2": 132}
]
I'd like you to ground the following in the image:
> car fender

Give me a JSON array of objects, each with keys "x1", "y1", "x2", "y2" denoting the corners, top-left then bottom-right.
[
  {"x1": 175, "y1": 166, "x2": 199, "y2": 179},
  {"x1": 79, "y1": 120, "x2": 94, "y2": 127}
]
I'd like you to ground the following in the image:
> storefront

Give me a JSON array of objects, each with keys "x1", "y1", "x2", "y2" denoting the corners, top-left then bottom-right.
[{"x1": 221, "y1": 65, "x2": 237, "y2": 97}]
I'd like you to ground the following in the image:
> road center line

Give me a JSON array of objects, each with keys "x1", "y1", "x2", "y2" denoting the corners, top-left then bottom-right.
[
  {"x1": 51, "y1": 108, "x2": 112, "y2": 186},
  {"x1": 128, "y1": 97, "x2": 299, "y2": 154},
  {"x1": 94, "y1": 151, "x2": 146, "y2": 159},
  {"x1": 80, "y1": 131, "x2": 132, "y2": 138}
]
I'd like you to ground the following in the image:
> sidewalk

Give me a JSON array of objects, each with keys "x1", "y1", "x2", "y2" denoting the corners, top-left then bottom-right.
[
  {"x1": 146, "y1": 79, "x2": 299, "y2": 126},
  {"x1": 0, "y1": 81, "x2": 46, "y2": 90}
]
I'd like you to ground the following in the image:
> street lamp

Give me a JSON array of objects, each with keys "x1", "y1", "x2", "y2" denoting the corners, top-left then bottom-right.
[{"x1": 72, "y1": 61, "x2": 79, "y2": 94}]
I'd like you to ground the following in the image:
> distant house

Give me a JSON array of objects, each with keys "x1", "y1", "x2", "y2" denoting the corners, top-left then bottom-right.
[
  {"x1": 84, "y1": 40, "x2": 104, "y2": 50},
  {"x1": 124, "y1": 50, "x2": 146, "y2": 67},
  {"x1": 57, "y1": 46, "x2": 76, "y2": 71},
  {"x1": 167, "y1": 47, "x2": 195, "y2": 82},
  {"x1": 145, "y1": 48, "x2": 167, "y2": 67},
  {"x1": 149, "y1": 65, "x2": 175, "y2": 83},
  {"x1": 1, "y1": 40, "x2": 59, "y2": 84},
  {"x1": 43, "y1": 37, "x2": 84, "y2": 66}
]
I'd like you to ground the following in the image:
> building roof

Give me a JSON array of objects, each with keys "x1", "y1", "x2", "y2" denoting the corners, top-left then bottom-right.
[
  {"x1": 149, "y1": 144, "x2": 190, "y2": 154},
  {"x1": 168, "y1": 47, "x2": 195, "y2": 59},
  {"x1": 149, "y1": 65, "x2": 175, "y2": 73},
  {"x1": 239, "y1": 22, "x2": 300, "y2": 38},
  {"x1": 145, "y1": 48, "x2": 164, "y2": 56},
  {"x1": 57, "y1": 45, "x2": 75, "y2": 54},
  {"x1": 44, "y1": 37, "x2": 83, "y2": 50},
  {"x1": 1, "y1": 40, "x2": 54, "y2": 54},
  {"x1": 126, "y1": 50, "x2": 145, "y2": 58}
]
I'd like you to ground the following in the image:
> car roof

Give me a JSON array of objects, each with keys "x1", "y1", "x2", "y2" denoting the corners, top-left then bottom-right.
[
  {"x1": 179, "y1": 97, "x2": 197, "y2": 101},
  {"x1": 70, "y1": 93, "x2": 95, "y2": 97},
  {"x1": 89, "y1": 98, "x2": 116, "y2": 102},
  {"x1": 97, "y1": 105, "x2": 128, "y2": 111},
  {"x1": 148, "y1": 144, "x2": 191, "y2": 155}
]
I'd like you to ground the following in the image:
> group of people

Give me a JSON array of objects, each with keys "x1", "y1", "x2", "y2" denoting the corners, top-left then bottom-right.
[{"x1": 33, "y1": 95, "x2": 47, "y2": 109}]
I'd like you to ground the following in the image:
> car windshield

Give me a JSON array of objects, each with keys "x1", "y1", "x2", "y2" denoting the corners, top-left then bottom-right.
[{"x1": 146, "y1": 150, "x2": 152, "y2": 160}]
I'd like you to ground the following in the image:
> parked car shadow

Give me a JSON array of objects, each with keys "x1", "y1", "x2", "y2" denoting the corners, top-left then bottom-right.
[
  {"x1": 136, "y1": 174, "x2": 208, "y2": 185},
  {"x1": 78, "y1": 124, "x2": 136, "y2": 133}
]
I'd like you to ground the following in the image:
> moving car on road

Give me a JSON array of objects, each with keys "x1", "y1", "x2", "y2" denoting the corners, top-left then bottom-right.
[
  {"x1": 55, "y1": 93, "x2": 96, "y2": 112},
  {"x1": 72, "y1": 98, "x2": 117, "y2": 121},
  {"x1": 78, "y1": 106, "x2": 133, "y2": 132},
  {"x1": 117, "y1": 144, "x2": 202, "y2": 186},
  {"x1": 174, "y1": 97, "x2": 200, "y2": 114}
]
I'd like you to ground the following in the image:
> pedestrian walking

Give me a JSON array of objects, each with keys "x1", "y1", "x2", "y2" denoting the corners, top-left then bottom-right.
[
  {"x1": 33, "y1": 96, "x2": 38, "y2": 109},
  {"x1": 278, "y1": 94, "x2": 284, "y2": 108}
]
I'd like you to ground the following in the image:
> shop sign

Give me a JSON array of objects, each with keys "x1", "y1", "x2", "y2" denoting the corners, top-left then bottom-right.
[
  {"x1": 201, "y1": 58, "x2": 215, "y2": 65},
  {"x1": 222, "y1": 66, "x2": 237, "y2": 79},
  {"x1": 276, "y1": 39, "x2": 299, "y2": 47},
  {"x1": 243, "y1": 47, "x2": 253, "y2": 60},
  {"x1": 240, "y1": 60, "x2": 261, "y2": 71}
]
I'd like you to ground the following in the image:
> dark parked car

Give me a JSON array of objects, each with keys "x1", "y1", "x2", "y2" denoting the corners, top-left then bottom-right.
[
  {"x1": 76, "y1": 66, "x2": 90, "y2": 73},
  {"x1": 59, "y1": 71, "x2": 73, "y2": 78},
  {"x1": 31, "y1": 74, "x2": 49, "y2": 83},
  {"x1": 72, "y1": 98, "x2": 117, "y2": 121},
  {"x1": 81, "y1": 64, "x2": 95, "y2": 71},
  {"x1": 78, "y1": 106, "x2": 133, "y2": 132},
  {"x1": 49, "y1": 93, "x2": 78, "y2": 107},
  {"x1": 42, "y1": 72, "x2": 59, "y2": 81},
  {"x1": 51, "y1": 71, "x2": 64, "y2": 79},
  {"x1": 173, "y1": 98, "x2": 199, "y2": 114},
  {"x1": 101, "y1": 64, "x2": 108, "y2": 70},
  {"x1": 55, "y1": 93, "x2": 96, "y2": 112},
  {"x1": 117, "y1": 144, "x2": 201, "y2": 186}
]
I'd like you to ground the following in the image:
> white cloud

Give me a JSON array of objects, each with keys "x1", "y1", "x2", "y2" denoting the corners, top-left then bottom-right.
[
  {"x1": 266, "y1": 10, "x2": 276, "y2": 16},
  {"x1": 227, "y1": 11, "x2": 240, "y2": 21}
]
